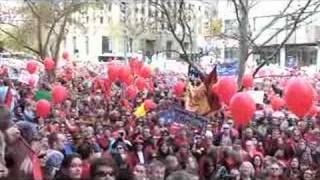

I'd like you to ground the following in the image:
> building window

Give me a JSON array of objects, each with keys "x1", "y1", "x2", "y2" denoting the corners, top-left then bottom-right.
[
  {"x1": 129, "y1": 38, "x2": 133, "y2": 53},
  {"x1": 86, "y1": 16, "x2": 89, "y2": 23},
  {"x1": 286, "y1": 45, "x2": 317, "y2": 67},
  {"x1": 141, "y1": 7, "x2": 145, "y2": 15},
  {"x1": 166, "y1": 41, "x2": 173, "y2": 58},
  {"x1": 100, "y1": 16, "x2": 104, "y2": 24},
  {"x1": 102, "y1": 36, "x2": 111, "y2": 53},
  {"x1": 224, "y1": 19, "x2": 238, "y2": 34},
  {"x1": 224, "y1": 47, "x2": 239, "y2": 60},
  {"x1": 253, "y1": 46, "x2": 280, "y2": 65},
  {"x1": 85, "y1": 36, "x2": 89, "y2": 55},
  {"x1": 72, "y1": 36, "x2": 77, "y2": 54},
  {"x1": 161, "y1": 23, "x2": 165, "y2": 30},
  {"x1": 108, "y1": 4, "x2": 112, "y2": 11}
]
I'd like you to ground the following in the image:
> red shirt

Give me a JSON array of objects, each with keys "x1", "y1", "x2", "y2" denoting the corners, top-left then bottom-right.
[{"x1": 81, "y1": 161, "x2": 91, "y2": 179}]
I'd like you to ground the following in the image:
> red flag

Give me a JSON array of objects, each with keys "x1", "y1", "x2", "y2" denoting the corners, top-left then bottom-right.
[
  {"x1": 4, "y1": 87, "x2": 13, "y2": 109},
  {"x1": 19, "y1": 138, "x2": 43, "y2": 180},
  {"x1": 206, "y1": 66, "x2": 221, "y2": 112}
]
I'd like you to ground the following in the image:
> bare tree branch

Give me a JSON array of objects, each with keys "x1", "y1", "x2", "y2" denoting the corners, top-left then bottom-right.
[
  {"x1": 252, "y1": 0, "x2": 295, "y2": 42},
  {"x1": 0, "y1": 28, "x2": 40, "y2": 55},
  {"x1": 252, "y1": 0, "x2": 314, "y2": 77}
]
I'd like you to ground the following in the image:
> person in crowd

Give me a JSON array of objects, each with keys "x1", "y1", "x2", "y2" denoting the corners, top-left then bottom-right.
[
  {"x1": 54, "y1": 153, "x2": 83, "y2": 180},
  {"x1": 90, "y1": 158, "x2": 117, "y2": 180},
  {"x1": 0, "y1": 61, "x2": 320, "y2": 180},
  {"x1": 239, "y1": 161, "x2": 255, "y2": 180},
  {"x1": 132, "y1": 164, "x2": 148, "y2": 180},
  {"x1": 147, "y1": 160, "x2": 166, "y2": 180}
]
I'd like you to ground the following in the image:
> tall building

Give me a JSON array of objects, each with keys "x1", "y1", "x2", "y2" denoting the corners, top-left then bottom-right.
[
  {"x1": 0, "y1": 0, "x2": 215, "y2": 62},
  {"x1": 63, "y1": 0, "x2": 215, "y2": 61}
]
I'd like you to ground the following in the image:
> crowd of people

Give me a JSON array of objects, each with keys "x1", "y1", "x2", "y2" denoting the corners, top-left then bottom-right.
[{"x1": 0, "y1": 59, "x2": 319, "y2": 180}]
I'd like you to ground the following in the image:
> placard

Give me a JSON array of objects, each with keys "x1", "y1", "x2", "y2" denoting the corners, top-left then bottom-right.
[{"x1": 247, "y1": 90, "x2": 264, "y2": 104}]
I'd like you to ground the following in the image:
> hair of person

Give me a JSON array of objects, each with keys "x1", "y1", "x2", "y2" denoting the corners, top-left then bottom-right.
[
  {"x1": 48, "y1": 132, "x2": 59, "y2": 148},
  {"x1": 90, "y1": 158, "x2": 117, "y2": 177},
  {"x1": 239, "y1": 161, "x2": 255, "y2": 177},
  {"x1": 148, "y1": 160, "x2": 165, "y2": 172},
  {"x1": 77, "y1": 141, "x2": 95, "y2": 160},
  {"x1": 166, "y1": 170, "x2": 196, "y2": 180},
  {"x1": 61, "y1": 153, "x2": 81, "y2": 169}
]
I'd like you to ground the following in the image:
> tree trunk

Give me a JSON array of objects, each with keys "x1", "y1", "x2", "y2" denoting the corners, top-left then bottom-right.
[{"x1": 237, "y1": 0, "x2": 249, "y2": 87}]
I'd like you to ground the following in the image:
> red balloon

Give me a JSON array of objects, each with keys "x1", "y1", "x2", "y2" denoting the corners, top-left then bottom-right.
[
  {"x1": 230, "y1": 92, "x2": 256, "y2": 127},
  {"x1": 270, "y1": 96, "x2": 285, "y2": 111},
  {"x1": 107, "y1": 64, "x2": 120, "y2": 81},
  {"x1": 62, "y1": 51, "x2": 69, "y2": 60},
  {"x1": 135, "y1": 77, "x2": 147, "y2": 91},
  {"x1": 140, "y1": 65, "x2": 152, "y2": 78},
  {"x1": 44, "y1": 57, "x2": 55, "y2": 70},
  {"x1": 173, "y1": 81, "x2": 186, "y2": 97},
  {"x1": 284, "y1": 78, "x2": 314, "y2": 118},
  {"x1": 52, "y1": 85, "x2": 67, "y2": 103},
  {"x1": 119, "y1": 65, "x2": 132, "y2": 85},
  {"x1": 129, "y1": 58, "x2": 142, "y2": 74},
  {"x1": 127, "y1": 86, "x2": 138, "y2": 100},
  {"x1": 36, "y1": 100, "x2": 51, "y2": 118},
  {"x1": 217, "y1": 77, "x2": 237, "y2": 105},
  {"x1": 26, "y1": 61, "x2": 38, "y2": 74},
  {"x1": 144, "y1": 99, "x2": 156, "y2": 111},
  {"x1": 242, "y1": 74, "x2": 253, "y2": 88},
  {"x1": 307, "y1": 105, "x2": 318, "y2": 117}
]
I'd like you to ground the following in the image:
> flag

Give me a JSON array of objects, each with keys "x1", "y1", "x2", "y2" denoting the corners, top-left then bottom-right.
[
  {"x1": 185, "y1": 66, "x2": 221, "y2": 115},
  {"x1": 0, "y1": 86, "x2": 14, "y2": 112},
  {"x1": 19, "y1": 138, "x2": 43, "y2": 180},
  {"x1": 205, "y1": 66, "x2": 221, "y2": 112},
  {"x1": 134, "y1": 103, "x2": 146, "y2": 117},
  {"x1": 34, "y1": 90, "x2": 52, "y2": 101}
]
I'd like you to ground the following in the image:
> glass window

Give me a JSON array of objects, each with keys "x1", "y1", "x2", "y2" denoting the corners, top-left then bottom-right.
[
  {"x1": 224, "y1": 19, "x2": 238, "y2": 34},
  {"x1": 108, "y1": 4, "x2": 112, "y2": 11},
  {"x1": 100, "y1": 16, "x2": 104, "y2": 24},
  {"x1": 224, "y1": 47, "x2": 239, "y2": 60},
  {"x1": 286, "y1": 45, "x2": 317, "y2": 67},
  {"x1": 73, "y1": 36, "x2": 77, "y2": 54},
  {"x1": 141, "y1": 7, "x2": 145, "y2": 15},
  {"x1": 85, "y1": 36, "x2": 89, "y2": 55},
  {"x1": 253, "y1": 46, "x2": 280, "y2": 65},
  {"x1": 102, "y1": 36, "x2": 111, "y2": 53}
]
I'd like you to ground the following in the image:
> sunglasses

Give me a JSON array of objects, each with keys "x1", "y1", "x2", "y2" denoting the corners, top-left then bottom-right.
[{"x1": 95, "y1": 170, "x2": 114, "y2": 177}]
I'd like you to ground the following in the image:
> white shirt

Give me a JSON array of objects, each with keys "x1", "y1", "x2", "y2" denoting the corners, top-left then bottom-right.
[{"x1": 137, "y1": 151, "x2": 145, "y2": 164}]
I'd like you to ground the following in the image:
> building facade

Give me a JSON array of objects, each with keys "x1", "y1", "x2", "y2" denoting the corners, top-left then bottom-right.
[
  {"x1": 213, "y1": 0, "x2": 320, "y2": 69},
  {"x1": 63, "y1": 0, "x2": 215, "y2": 61}
]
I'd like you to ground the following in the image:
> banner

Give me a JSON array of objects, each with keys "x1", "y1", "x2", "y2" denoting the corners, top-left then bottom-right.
[
  {"x1": 188, "y1": 66, "x2": 201, "y2": 80},
  {"x1": 158, "y1": 106, "x2": 208, "y2": 132},
  {"x1": 217, "y1": 60, "x2": 239, "y2": 76}
]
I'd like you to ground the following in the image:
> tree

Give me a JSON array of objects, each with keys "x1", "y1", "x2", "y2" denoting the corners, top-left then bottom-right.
[
  {"x1": 121, "y1": 0, "x2": 158, "y2": 53},
  {"x1": 223, "y1": 0, "x2": 320, "y2": 86},
  {"x1": 0, "y1": 0, "x2": 91, "y2": 61},
  {"x1": 150, "y1": 0, "x2": 204, "y2": 76}
]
